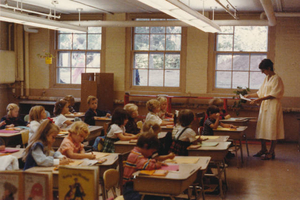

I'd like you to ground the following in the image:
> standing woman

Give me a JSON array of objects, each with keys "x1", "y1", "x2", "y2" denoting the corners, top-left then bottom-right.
[{"x1": 245, "y1": 59, "x2": 284, "y2": 160}]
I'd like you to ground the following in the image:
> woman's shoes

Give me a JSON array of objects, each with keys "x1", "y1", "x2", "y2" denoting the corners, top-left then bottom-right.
[
  {"x1": 253, "y1": 150, "x2": 268, "y2": 157},
  {"x1": 261, "y1": 152, "x2": 275, "y2": 160}
]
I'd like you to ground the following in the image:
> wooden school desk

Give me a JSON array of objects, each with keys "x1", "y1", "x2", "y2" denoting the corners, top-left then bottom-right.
[
  {"x1": 198, "y1": 135, "x2": 229, "y2": 142},
  {"x1": 160, "y1": 125, "x2": 174, "y2": 132},
  {"x1": 188, "y1": 142, "x2": 231, "y2": 198},
  {"x1": 94, "y1": 117, "x2": 111, "y2": 127},
  {"x1": 133, "y1": 156, "x2": 211, "y2": 200},
  {"x1": 0, "y1": 129, "x2": 29, "y2": 147},
  {"x1": 0, "y1": 148, "x2": 25, "y2": 159},
  {"x1": 213, "y1": 126, "x2": 248, "y2": 167},
  {"x1": 65, "y1": 112, "x2": 85, "y2": 120},
  {"x1": 26, "y1": 152, "x2": 118, "y2": 200}
]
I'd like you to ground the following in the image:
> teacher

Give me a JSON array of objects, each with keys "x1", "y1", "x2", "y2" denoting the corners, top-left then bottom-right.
[{"x1": 245, "y1": 59, "x2": 284, "y2": 160}]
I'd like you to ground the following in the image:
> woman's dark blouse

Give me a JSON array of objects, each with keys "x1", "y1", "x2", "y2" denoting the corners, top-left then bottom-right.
[
  {"x1": 84, "y1": 108, "x2": 109, "y2": 126},
  {"x1": 0, "y1": 116, "x2": 27, "y2": 129},
  {"x1": 125, "y1": 117, "x2": 140, "y2": 135}
]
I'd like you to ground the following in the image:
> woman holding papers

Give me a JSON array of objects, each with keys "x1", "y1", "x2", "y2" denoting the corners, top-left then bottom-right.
[{"x1": 245, "y1": 59, "x2": 284, "y2": 160}]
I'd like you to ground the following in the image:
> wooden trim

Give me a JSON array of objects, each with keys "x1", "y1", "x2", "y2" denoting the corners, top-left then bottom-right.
[{"x1": 59, "y1": 13, "x2": 104, "y2": 21}]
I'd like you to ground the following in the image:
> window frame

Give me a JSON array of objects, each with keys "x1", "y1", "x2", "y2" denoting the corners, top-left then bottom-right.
[{"x1": 125, "y1": 13, "x2": 187, "y2": 94}]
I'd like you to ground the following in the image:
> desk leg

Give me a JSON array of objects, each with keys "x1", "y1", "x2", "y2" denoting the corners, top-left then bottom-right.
[
  {"x1": 244, "y1": 133, "x2": 250, "y2": 157},
  {"x1": 234, "y1": 140, "x2": 240, "y2": 168},
  {"x1": 239, "y1": 139, "x2": 244, "y2": 164},
  {"x1": 100, "y1": 178, "x2": 106, "y2": 200},
  {"x1": 217, "y1": 163, "x2": 224, "y2": 199}
]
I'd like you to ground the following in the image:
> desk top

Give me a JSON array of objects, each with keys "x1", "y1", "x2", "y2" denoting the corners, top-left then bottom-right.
[
  {"x1": 198, "y1": 135, "x2": 229, "y2": 142},
  {"x1": 214, "y1": 126, "x2": 248, "y2": 132},
  {"x1": 188, "y1": 142, "x2": 231, "y2": 151},
  {"x1": 220, "y1": 117, "x2": 249, "y2": 122},
  {"x1": 65, "y1": 112, "x2": 85, "y2": 118},
  {"x1": 94, "y1": 117, "x2": 111, "y2": 121},
  {"x1": 19, "y1": 100, "x2": 56, "y2": 105},
  {"x1": 0, "y1": 148, "x2": 25, "y2": 159},
  {"x1": 0, "y1": 129, "x2": 28, "y2": 137}
]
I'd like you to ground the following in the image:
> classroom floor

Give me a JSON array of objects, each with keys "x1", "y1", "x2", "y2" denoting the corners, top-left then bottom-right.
[{"x1": 104, "y1": 142, "x2": 300, "y2": 200}]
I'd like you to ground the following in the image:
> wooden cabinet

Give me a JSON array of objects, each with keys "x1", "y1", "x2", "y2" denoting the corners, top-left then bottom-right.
[{"x1": 80, "y1": 73, "x2": 114, "y2": 113}]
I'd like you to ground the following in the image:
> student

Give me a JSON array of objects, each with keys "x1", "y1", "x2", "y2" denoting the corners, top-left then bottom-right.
[
  {"x1": 99, "y1": 108, "x2": 138, "y2": 153},
  {"x1": 124, "y1": 103, "x2": 141, "y2": 135},
  {"x1": 202, "y1": 105, "x2": 236, "y2": 136},
  {"x1": 84, "y1": 95, "x2": 111, "y2": 126},
  {"x1": 28, "y1": 106, "x2": 47, "y2": 141},
  {"x1": 209, "y1": 98, "x2": 231, "y2": 119},
  {"x1": 157, "y1": 96, "x2": 173, "y2": 119},
  {"x1": 0, "y1": 103, "x2": 27, "y2": 129},
  {"x1": 170, "y1": 109, "x2": 204, "y2": 156},
  {"x1": 144, "y1": 99, "x2": 173, "y2": 126},
  {"x1": 142, "y1": 121, "x2": 175, "y2": 161},
  {"x1": 23, "y1": 119, "x2": 71, "y2": 170},
  {"x1": 63, "y1": 95, "x2": 76, "y2": 113},
  {"x1": 58, "y1": 121, "x2": 96, "y2": 159},
  {"x1": 123, "y1": 132, "x2": 165, "y2": 200},
  {"x1": 53, "y1": 100, "x2": 73, "y2": 128}
]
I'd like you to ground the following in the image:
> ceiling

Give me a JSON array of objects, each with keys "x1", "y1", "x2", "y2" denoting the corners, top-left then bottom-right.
[{"x1": 1, "y1": 0, "x2": 300, "y2": 15}]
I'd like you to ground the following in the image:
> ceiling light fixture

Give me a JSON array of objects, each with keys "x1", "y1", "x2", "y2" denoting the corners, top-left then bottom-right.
[
  {"x1": 137, "y1": 0, "x2": 221, "y2": 33},
  {"x1": 0, "y1": 8, "x2": 87, "y2": 33}
]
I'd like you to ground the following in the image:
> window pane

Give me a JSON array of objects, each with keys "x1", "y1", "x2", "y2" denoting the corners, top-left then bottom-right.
[
  {"x1": 216, "y1": 54, "x2": 232, "y2": 70},
  {"x1": 150, "y1": 26, "x2": 165, "y2": 33},
  {"x1": 133, "y1": 69, "x2": 147, "y2": 86},
  {"x1": 250, "y1": 72, "x2": 265, "y2": 89},
  {"x1": 215, "y1": 71, "x2": 231, "y2": 88},
  {"x1": 58, "y1": 34, "x2": 72, "y2": 49},
  {"x1": 72, "y1": 68, "x2": 85, "y2": 84},
  {"x1": 135, "y1": 27, "x2": 149, "y2": 33},
  {"x1": 88, "y1": 34, "x2": 101, "y2": 50},
  {"x1": 58, "y1": 52, "x2": 70, "y2": 67},
  {"x1": 166, "y1": 35, "x2": 181, "y2": 51},
  {"x1": 165, "y1": 53, "x2": 180, "y2": 69},
  {"x1": 217, "y1": 35, "x2": 233, "y2": 51},
  {"x1": 150, "y1": 34, "x2": 165, "y2": 50},
  {"x1": 220, "y1": 26, "x2": 233, "y2": 33},
  {"x1": 87, "y1": 52, "x2": 100, "y2": 68},
  {"x1": 234, "y1": 26, "x2": 268, "y2": 52},
  {"x1": 166, "y1": 26, "x2": 181, "y2": 33},
  {"x1": 149, "y1": 53, "x2": 164, "y2": 69},
  {"x1": 73, "y1": 34, "x2": 86, "y2": 50},
  {"x1": 72, "y1": 52, "x2": 85, "y2": 67},
  {"x1": 86, "y1": 68, "x2": 100, "y2": 73},
  {"x1": 165, "y1": 70, "x2": 179, "y2": 87},
  {"x1": 57, "y1": 68, "x2": 70, "y2": 84},
  {"x1": 149, "y1": 70, "x2": 163, "y2": 86},
  {"x1": 233, "y1": 54, "x2": 249, "y2": 71},
  {"x1": 88, "y1": 27, "x2": 101, "y2": 33},
  {"x1": 250, "y1": 54, "x2": 267, "y2": 71},
  {"x1": 134, "y1": 53, "x2": 148, "y2": 69},
  {"x1": 134, "y1": 34, "x2": 149, "y2": 50},
  {"x1": 232, "y1": 72, "x2": 249, "y2": 88}
]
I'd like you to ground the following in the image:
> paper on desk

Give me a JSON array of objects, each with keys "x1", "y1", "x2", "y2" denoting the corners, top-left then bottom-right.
[
  {"x1": 201, "y1": 142, "x2": 219, "y2": 147},
  {"x1": 200, "y1": 136, "x2": 220, "y2": 140},
  {"x1": 239, "y1": 94, "x2": 251, "y2": 101},
  {"x1": 165, "y1": 157, "x2": 199, "y2": 164},
  {"x1": 92, "y1": 152, "x2": 109, "y2": 159}
]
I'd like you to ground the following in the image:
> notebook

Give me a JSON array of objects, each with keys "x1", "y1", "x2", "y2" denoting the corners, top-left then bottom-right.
[
  {"x1": 139, "y1": 169, "x2": 169, "y2": 177},
  {"x1": 0, "y1": 148, "x2": 20, "y2": 153},
  {"x1": 0, "y1": 130, "x2": 19, "y2": 134}
]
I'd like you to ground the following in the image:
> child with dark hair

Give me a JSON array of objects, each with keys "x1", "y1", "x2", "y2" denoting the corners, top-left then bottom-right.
[
  {"x1": 170, "y1": 109, "x2": 203, "y2": 156},
  {"x1": 53, "y1": 100, "x2": 73, "y2": 128},
  {"x1": 202, "y1": 105, "x2": 236, "y2": 136},
  {"x1": 123, "y1": 132, "x2": 165, "y2": 200}
]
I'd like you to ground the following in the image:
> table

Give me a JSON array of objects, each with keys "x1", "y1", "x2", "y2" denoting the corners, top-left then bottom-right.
[
  {"x1": 26, "y1": 153, "x2": 119, "y2": 200},
  {"x1": 133, "y1": 156, "x2": 211, "y2": 200},
  {"x1": 0, "y1": 148, "x2": 25, "y2": 159},
  {"x1": 0, "y1": 129, "x2": 29, "y2": 147},
  {"x1": 220, "y1": 117, "x2": 250, "y2": 126},
  {"x1": 213, "y1": 126, "x2": 248, "y2": 167},
  {"x1": 198, "y1": 135, "x2": 229, "y2": 142},
  {"x1": 115, "y1": 140, "x2": 135, "y2": 153},
  {"x1": 65, "y1": 112, "x2": 85, "y2": 120},
  {"x1": 188, "y1": 142, "x2": 231, "y2": 198},
  {"x1": 160, "y1": 125, "x2": 174, "y2": 132},
  {"x1": 53, "y1": 126, "x2": 103, "y2": 147},
  {"x1": 95, "y1": 117, "x2": 111, "y2": 127}
]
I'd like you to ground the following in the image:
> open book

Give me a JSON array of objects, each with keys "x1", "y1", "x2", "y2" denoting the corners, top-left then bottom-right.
[
  {"x1": 139, "y1": 169, "x2": 169, "y2": 177},
  {"x1": 239, "y1": 94, "x2": 251, "y2": 101}
]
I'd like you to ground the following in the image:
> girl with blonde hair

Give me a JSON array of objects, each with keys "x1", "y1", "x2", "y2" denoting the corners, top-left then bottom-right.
[
  {"x1": 28, "y1": 105, "x2": 47, "y2": 140},
  {"x1": 0, "y1": 103, "x2": 27, "y2": 129}
]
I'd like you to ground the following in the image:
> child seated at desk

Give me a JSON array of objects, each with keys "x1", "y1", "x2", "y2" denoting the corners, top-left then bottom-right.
[
  {"x1": 145, "y1": 99, "x2": 173, "y2": 126},
  {"x1": 170, "y1": 109, "x2": 204, "y2": 156},
  {"x1": 63, "y1": 95, "x2": 76, "y2": 113},
  {"x1": 84, "y1": 95, "x2": 111, "y2": 126},
  {"x1": 123, "y1": 132, "x2": 165, "y2": 200},
  {"x1": 58, "y1": 121, "x2": 96, "y2": 159},
  {"x1": 202, "y1": 105, "x2": 236, "y2": 136},
  {"x1": 157, "y1": 96, "x2": 173, "y2": 119},
  {"x1": 28, "y1": 106, "x2": 47, "y2": 141},
  {"x1": 23, "y1": 119, "x2": 71, "y2": 170},
  {"x1": 54, "y1": 100, "x2": 73, "y2": 128},
  {"x1": 124, "y1": 103, "x2": 141, "y2": 135},
  {"x1": 142, "y1": 121, "x2": 174, "y2": 161},
  {"x1": 0, "y1": 103, "x2": 27, "y2": 129},
  {"x1": 101, "y1": 108, "x2": 138, "y2": 153}
]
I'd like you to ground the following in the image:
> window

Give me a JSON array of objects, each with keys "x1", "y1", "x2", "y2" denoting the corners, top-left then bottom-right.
[
  {"x1": 132, "y1": 19, "x2": 182, "y2": 87},
  {"x1": 215, "y1": 26, "x2": 268, "y2": 89},
  {"x1": 56, "y1": 27, "x2": 102, "y2": 84}
]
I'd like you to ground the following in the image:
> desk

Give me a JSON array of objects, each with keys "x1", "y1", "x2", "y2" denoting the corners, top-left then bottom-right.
[
  {"x1": 53, "y1": 126, "x2": 103, "y2": 147},
  {"x1": 95, "y1": 117, "x2": 111, "y2": 127},
  {"x1": 220, "y1": 117, "x2": 249, "y2": 126},
  {"x1": 0, "y1": 129, "x2": 29, "y2": 147},
  {"x1": 115, "y1": 140, "x2": 135, "y2": 153},
  {"x1": 199, "y1": 135, "x2": 229, "y2": 142},
  {"x1": 160, "y1": 125, "x2": 174, "y2": 132},
  {"x1": 188, "y1": 142, "x2": 231, "y2": 198},
  {"x1": 65, "y1": 112, "x2": 85, "y2": 120},
  {"x1": 0, "y1": 148, "x2": 25, "y2": 159},
  {"x1": 26, "y1": 153, "x2": 118, "y2": 200},
  {"x1": 213, "y1": 126, "x2": 248, "y2": 167},
  {"x1": 133, "y1": 156, "x2": 210, "y2": 200}
]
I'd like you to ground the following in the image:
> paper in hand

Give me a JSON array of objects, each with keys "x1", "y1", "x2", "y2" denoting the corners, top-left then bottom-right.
[{"x1": 239, "y1": 94, "x2": 251, "y2": 102}]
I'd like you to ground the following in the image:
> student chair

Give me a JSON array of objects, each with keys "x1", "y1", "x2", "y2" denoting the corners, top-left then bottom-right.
[
  {"x1": 136, "y1": 121, "x2": 143, "y2": 130},
  {"x1": 21, "y1": 130, "x2": 29, "y2": 148},
  {"x1": 24, "y1": 114, "x2": 29, "y2": 122},
  {"x1": 118, "y1": 151, "x2": 131, "y2": 195},
  {"x1": 103, "y1": 169, "x2": 124, "y2": 200}
]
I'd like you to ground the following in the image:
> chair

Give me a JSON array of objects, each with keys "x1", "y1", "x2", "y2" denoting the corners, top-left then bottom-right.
[
  {"x1": 118, "y1": 151, "x2": 131, "y2": 195},
  {"x1": 24, "y1": 114, "x2": 29, "y2": 122},
  {"x1": 21, "y1": 130, "x2": 29, "y2": 148},
  {"x1": 136, "y1": 121, "x2": 143, "y2": 130},
  {"x1": 103, "y1": 169, "x2": 124, "y2": 200},
  {"x1": 45, "y1": 110, "x2": 51, "y2": 118}
]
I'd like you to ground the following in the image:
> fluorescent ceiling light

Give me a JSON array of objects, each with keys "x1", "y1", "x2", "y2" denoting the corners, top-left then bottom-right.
[
  {"x1": 0, "y1": 8, "x2": 87, "y2": 33},
  {"x1": 138, "y1": 0, "x2": 221, "y2": 33}
]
